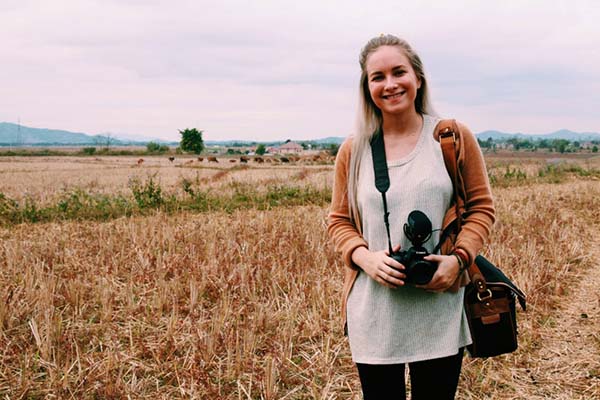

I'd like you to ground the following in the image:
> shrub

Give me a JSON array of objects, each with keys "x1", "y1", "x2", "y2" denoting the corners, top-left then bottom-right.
[
  {"x1": 82, "y1": 147, "x2": 97, "y2": 155},
  {"x1": 129, "y1": 175, "x2": 165, "y2": 209}
]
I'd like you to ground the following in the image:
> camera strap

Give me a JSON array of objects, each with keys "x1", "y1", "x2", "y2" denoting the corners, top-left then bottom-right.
[{"x1": 370, "y1": 129, "x2": 395, "y2": 256}]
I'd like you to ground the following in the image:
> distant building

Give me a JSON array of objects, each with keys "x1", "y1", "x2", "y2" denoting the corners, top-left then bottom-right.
[
  {"x1": 272, "y1": 140, "x2": 303, "y2": 154},
  {"x1": 580, "y1": 141, "x2": 593, "y2": 149}
]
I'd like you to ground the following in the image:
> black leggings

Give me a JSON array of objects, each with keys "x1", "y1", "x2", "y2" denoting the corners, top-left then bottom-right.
[{"x1": 356, "y1": 348, "x2": 464, "y2": 400}]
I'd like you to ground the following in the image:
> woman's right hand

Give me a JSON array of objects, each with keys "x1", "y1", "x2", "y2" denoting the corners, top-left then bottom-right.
[{"x1": 351, "y1": 245, "x2": 406, "y2": 289}]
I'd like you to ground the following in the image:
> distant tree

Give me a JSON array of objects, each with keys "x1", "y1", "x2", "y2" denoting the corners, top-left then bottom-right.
[
  {"x1": 328, "y1": 143, "x2": 340, "y2": 157},
  {"x1": 146, "y1": 142, "x2": 161, "y2": 153},
  {"x1": 146, "y1": 142, "x2": 169, "y2": 154},
  {"x1": 478, "y1": 137, "x2": 494, "y2": 149},
  {"x1": 551, "y1": 139, "x2": 569, "y2": 154},
  {"x1": 179, "y1": 128, "x2": 204, "y2": 154},
  {"x1": 592, "y1": 145, "x2": 598, "y2": 153},
  {"x1": 82, "y1": 147, "x2": 96, "y2": 155},
  {"x1": 256, "y1": 143, "x2": 266, "y2": 155},
  {"x1": 538, "y1": 139, "x2": 550, "y2": 149}
]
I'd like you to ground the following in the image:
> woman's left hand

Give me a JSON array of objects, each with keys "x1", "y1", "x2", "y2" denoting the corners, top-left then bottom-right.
[{"x1": 415, "y1": 254, "x2": 460, "y2": 292}]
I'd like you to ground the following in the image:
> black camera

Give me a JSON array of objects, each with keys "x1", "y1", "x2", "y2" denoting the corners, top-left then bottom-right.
[{"x1": 390, "y1": 210, "x2": 438, "y2": 285}]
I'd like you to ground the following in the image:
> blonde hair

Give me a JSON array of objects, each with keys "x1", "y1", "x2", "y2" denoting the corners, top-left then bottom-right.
[{"x1": 347, "y1": 34, "x2": 437, "y2": 225}]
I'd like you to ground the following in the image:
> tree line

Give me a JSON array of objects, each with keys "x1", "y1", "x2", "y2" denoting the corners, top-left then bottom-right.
[{"x1": 478, "y1": 137, "x2": 599, "y2": 153}]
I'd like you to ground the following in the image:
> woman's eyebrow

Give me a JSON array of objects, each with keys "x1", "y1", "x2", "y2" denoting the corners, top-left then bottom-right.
[{"x1": 369, "y1": 65, "x2": 406, "y2": 77}]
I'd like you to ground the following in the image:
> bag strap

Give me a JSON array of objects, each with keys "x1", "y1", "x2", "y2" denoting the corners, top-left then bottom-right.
[{"x1": 437, "y1": 120, "x2": 488, "y2": 295}]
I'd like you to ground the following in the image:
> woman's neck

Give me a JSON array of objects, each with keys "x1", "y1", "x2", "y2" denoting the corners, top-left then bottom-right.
[{"x1": 381, "y1": 110, "x2": 423, "y2": 138}]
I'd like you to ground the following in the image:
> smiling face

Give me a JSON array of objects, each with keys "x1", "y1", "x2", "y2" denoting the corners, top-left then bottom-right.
[{"x1": 365, "y1": 45, "x2": 422, "y2": 118}]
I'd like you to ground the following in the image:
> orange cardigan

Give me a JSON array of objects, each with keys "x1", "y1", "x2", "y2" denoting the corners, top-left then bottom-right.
[{"x1": 327, "y1": 120, "x2": 495, "y2": 323}]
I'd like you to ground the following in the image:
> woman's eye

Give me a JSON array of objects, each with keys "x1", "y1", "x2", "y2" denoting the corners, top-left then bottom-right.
[
  {"x1": 371, "y1": 76, "x2": 383, "y2": 81},
  {"x1": 394, "y1": 70, "x2": 406, "y2": 76}
]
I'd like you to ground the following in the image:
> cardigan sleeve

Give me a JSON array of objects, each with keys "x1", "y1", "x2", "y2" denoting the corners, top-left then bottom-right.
[
  {"x1": 327, "y1": 138, "x2": 368, "y2": 270},
  {"x1": 454, "y1": 122, "x2": 496, "y2": 265}
]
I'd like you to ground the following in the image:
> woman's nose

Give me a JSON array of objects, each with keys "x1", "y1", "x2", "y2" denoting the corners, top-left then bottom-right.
[{"x1": 384, "y1": 76, "x2": 398, "y2": 90}]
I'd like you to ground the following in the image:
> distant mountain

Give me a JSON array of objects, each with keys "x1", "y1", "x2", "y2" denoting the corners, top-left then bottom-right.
[
  {"x1": 477, "y1": 129, "x2": 600, "y2": 141},
  {"x1": 0, "y1": 122, "x2": 105, "y2": 145},
  {"x1": 0, "y1": 122, "x2": 175, "y2": 146},
  {"x1": 1, "y1": 122, "x2": 597, "y2": 146}
]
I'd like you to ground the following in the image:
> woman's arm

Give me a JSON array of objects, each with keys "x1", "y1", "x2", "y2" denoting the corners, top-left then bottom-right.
[
  {"x1": 327, "y1": 138, "x2": 368, "y2": 270},
  {"x1": 454, "y1": 122, "x2": 496, "y2": 265}
]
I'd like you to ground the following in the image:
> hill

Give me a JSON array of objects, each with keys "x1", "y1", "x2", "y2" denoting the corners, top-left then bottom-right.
[
  {"x1": 0, "y1": 123, "x2": 175, "y2": 146},
  {"x1": 1, "y1": 122, "x2": 598, "y2": 146}
]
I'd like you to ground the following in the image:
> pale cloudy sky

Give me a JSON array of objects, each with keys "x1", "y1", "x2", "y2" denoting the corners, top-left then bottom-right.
[{"x1": 1, "y1": 0, "x2": 598, "y2": 141}]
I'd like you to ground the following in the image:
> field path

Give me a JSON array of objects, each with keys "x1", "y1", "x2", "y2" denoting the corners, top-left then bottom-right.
[{"x1": 513, "y1": 238, "x2": 600, "y2": 398}]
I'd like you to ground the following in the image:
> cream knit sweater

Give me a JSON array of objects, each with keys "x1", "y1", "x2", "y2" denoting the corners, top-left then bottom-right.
[{"x1": 346, "y1": 115, "x2": 472, "y2": 364}]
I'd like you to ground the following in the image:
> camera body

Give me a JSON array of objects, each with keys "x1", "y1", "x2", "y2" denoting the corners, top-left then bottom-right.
[
  {"x1": 390, "y1": 210, "x2": 438, "y2": 285},
  {"x1": 390, "y1": 246, "x2": 437, "y2": 285}
]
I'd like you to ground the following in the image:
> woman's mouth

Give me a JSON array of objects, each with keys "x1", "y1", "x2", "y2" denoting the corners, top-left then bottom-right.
[{"x1": 383, "y1": 91, "x2": 405, "y2": 100}]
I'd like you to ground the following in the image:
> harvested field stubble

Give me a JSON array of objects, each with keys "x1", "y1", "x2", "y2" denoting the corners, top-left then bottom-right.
[
  {"x1": 0, "y1": 156, "x2": 598, "y2": 398},
  {"x1": 0, "y1": 208, "x2": 357, "y2": 398}
]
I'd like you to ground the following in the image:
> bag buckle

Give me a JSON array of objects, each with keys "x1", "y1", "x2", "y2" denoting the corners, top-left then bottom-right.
[
  {"x1": 477, "y1": 289, "x2": 493, "y2": 302},
  {"x1": 439, "y1": 127, "x2": 456, "y2": 143}
]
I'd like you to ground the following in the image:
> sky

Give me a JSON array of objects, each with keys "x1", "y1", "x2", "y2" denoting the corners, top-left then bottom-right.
[{"x1": 1, "y1": 0, "x2": 598, "y2": 142}]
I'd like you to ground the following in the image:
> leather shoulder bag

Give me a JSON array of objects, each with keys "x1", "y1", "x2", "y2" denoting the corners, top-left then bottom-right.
[{"x1": 437, "y1": 119, "x2": 527, "y2": 358}]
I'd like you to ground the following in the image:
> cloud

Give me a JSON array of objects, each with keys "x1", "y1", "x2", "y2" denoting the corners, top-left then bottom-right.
[{"x1": 0, "y1": 0, "x2": 598, "y2": 140}]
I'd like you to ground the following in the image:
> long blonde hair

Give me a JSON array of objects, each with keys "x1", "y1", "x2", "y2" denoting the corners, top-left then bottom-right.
[{"x1": 347, "y1": 34, "x2": 437, "y2": 226}]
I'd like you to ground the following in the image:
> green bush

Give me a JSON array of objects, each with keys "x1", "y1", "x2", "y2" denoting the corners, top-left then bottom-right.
[
  {"x1": 129, "y1": 175, "x2": 165, "y2": 209},
  {"x1": 82, "y1": 147, "x2": 97, "y2": 155}
]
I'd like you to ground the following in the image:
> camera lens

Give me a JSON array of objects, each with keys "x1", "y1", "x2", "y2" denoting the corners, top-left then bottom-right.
[{"x1": 409, "y1": 260, "x2": 437, "y2": 285}]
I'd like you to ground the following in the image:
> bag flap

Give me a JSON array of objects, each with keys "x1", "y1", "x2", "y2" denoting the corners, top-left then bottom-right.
[{"x1": 475, "y1": 255, "x2": 527, "y2": 311}]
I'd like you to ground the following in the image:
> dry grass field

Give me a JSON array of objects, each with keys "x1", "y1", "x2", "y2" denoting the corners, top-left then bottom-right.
[{"x1": 0, "y1": 153, "x2": 599, "y2": 399}]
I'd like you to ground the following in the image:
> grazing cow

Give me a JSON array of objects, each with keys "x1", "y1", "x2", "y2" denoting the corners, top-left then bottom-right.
[
  {"x1": 208, "y1": 156, "x2": 218, "y2": 163},
  {"x1": 254, "y1": 156, "x2": 264, "y2": 163},
  {"x1": 185, "y1": 160, "x2": 194, "y2": 165},
  {"x1": 265, "y1": 158, "x2": 272, "y2": 163},
  {"x1": 137, "y1": 158, "x2": 144, "y2": 166},
  {"x1": 272, "y1": 158, "x2": 280, "y2": 163},
  {"x1": 280, "y1": 157, "x2": 290, "y2": 163},
  {"x1": 229, "y1": 159, "x2": 236, "y2": 163},
  {"x1": 197, "y1": 157, "x2": 204, "y2": 162},
  {"x1": 240, "y1": 156, "x2": 249, "y2": 163},
  {"x1": 169, "y1": 157, "x2": 175, "y2": 162}
]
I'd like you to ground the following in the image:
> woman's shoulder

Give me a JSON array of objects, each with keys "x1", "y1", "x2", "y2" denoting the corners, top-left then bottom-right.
[
  {"x1": 337, "y1": 136, "x2": 355, "y2": 161},
  {"x1": 429, "y1": 117, "x2": 475, "y2": 141}
]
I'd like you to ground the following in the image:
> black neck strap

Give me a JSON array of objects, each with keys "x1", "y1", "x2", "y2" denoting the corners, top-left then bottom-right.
[{"x1": 370, "y1": 130, "x2": 394, "y2": 255}]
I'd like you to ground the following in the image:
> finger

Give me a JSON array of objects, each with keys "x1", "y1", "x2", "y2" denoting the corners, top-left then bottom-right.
[
  {"x1": 382, "y1": 264, "x2": 406, "y2": 281},
  {"x1": 379, "y1": 271, "x2": 405, "y2": 287},
  {"x1": 377, "y1": 265, "x2": 405, "y2": 287},
  {"x1": 423, "y1": 254, "x2": 443, "y2": 262},
  {"x1": 417, "y1": 275, "x2": 445, "y2": 291},
  {"x1": 376, "y1": 275, "x2": 398, "y2": 289},
  {"x1": 385, "y1": 257, "x2": 405, "y2": 271}
]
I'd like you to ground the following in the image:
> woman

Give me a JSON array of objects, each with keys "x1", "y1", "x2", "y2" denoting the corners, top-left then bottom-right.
[{"x1": 327, "y1": 34, "x2": 495, "y2": 399}]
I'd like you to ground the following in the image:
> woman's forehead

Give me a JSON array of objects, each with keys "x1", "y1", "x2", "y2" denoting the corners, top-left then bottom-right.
[{"x1": 366, "y1": 46, "x2": 410, "y2": 73}]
